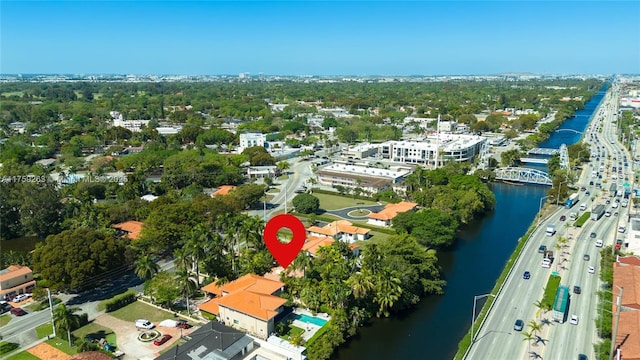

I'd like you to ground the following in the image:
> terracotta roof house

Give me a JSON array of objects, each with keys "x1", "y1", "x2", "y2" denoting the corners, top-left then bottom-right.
[
  {"x1": 155, "y1": 321, "x2": 255, "y2": 360},
  {"x1": 212, "y1": 185, "x2": 237, "y2": 197},
  {"x1": 112, "y1": 220, "x2": 144, "y2": 240},
  {"x1": 307, "y1": 220, "x2": 369, "y2": 243},
  {"x1": 198, "y1": 274, "x2": 286, "y2": 339},
  {"x1": 0, "y1": 265, "x2": 36, "y2": 301},
  {"x1": 613, "y1": 259, "x2": 640, "y2": 360},
  {"x1": 367, "y1": 201, "x2": 418, "y2": 227},
  {"x1": 303, "y1": 235, "x2": 360, "y2": 258}
]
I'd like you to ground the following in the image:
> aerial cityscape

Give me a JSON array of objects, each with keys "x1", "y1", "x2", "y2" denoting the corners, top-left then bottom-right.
[{"x1": 1, "y1": 1, "x2": 640, "y2": 360}]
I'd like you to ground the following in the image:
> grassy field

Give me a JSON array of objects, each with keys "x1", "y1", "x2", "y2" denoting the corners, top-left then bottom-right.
[
  {"x1": 73, "y1": 322, "x2": 116, "y2": 344},
  {"x1": 45, "y1": 337, "x2": 77, "y2": 355},
  {"x1": 313, "y1": 192, "x2": 378, "y2": 210},
  {"x1": 1, "y1": 91, "x2": 24, "y2": 97},
  {"x1": 109, "y1": 301, "x2": 175, "y2": 323},
  {"x1": 6, "y1": 351, "x2": 40, "y2": 360},
  {"x1": 0, "y1": 313, "x2": 11, "y2": 327},
  {"x1": 36, "y1": 323, "x2": 53, "y2": 339}
]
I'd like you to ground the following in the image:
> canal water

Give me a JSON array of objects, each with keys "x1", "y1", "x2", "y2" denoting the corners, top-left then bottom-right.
[{"x1": 333, "y1": 84, "x2": 609, "y2": 360}]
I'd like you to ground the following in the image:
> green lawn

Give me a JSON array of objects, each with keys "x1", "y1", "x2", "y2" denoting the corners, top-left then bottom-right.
[
  {"x1": 277, "y1": 175, "x2": 289, "y2": 180},
  {"x1": 36, "y1": 323, "x2": 53, "y2": 339},
  {"x1": 109, "y1": 301, "x2": 175, "y2": 323},
  {"x1": 268, "y1": 187, "x2": 280, "y2": 193},
  {"x1": 313, "y1": 192, "x2": 378, "y2": 210},
  {"x1": 282, "y1": 324, "x2": 304, "y2": 340},
  {"x1": 0, "y1": 313, "x2": 11, "y2": 327},
  {"x1": 6, "y1": 351, "x2": 40, "y2": 360},
  {"x1": 45, "y1": 337, "x2": 78, "y2": 355},
  {"x1": 73, "y1": 322, "x2": 116, "y2": 344}
]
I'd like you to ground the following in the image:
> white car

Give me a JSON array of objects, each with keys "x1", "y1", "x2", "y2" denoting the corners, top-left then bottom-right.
[
  {"x1": 12, "y1": 294, "x2": 31, "y2": 302},
  {"x1": 541, "y1": 258, "x2": 552, "y2": 268},
  {"x1": 618, "y1": 226, "x2": 626, "y2": 233},
  {"x1": 595, "y1": 239, "x2": 603, "y2": 247},
  {"x1": 588, "y1": 266, "x2": 595, "y2": 274},
  {"x1": 611, "y1": 202, "x2": 619, "y2": 208},
  {"x1": 135, "y1": 319, "x2": 154, "y2": 329},
  {"x1": 570, "y1": 315, "x2": 579, "y2": 325}
]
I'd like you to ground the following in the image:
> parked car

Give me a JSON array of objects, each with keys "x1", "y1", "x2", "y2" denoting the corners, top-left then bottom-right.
[
  {"x1": 523, "y1": 271, "x2": 531, "y2": 280},
  {"x1": 154, "y1": 334, "x2": 172, "y2": 346},
  {"x1": 12, "y1": 293, "x2": 31, "y2": 302},
  {"x1": 135, "y1": 319, "x2": 154, "y2": 329},
  {"x1": 10, "y1": 307, "x2": 27, "y2": 316},
  {"x1": 514, "y1": 319, "x2": 524, "y2": 331},
  {"x1": 176, "y1": 320, "x2": 191, "y2": 329}
]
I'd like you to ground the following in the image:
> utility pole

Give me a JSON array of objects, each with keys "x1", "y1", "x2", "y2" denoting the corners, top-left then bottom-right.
[
  {"x1": 610, "y1": 286, "x2": 623, "y2": 358},
  {"x1": 48, "y1": 288, "x2": 56, "y2": 337}
]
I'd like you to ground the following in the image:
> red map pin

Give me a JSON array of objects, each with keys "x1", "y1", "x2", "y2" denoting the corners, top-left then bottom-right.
[{"x1": 264, "y1": 214, "x2": 306, "y2": 269}]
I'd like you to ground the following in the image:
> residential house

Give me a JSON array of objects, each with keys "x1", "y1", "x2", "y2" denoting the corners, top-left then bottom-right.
[
  {"x1": 247, "y1": 166, "x2": 279, "y2": 180},
  {"x1": 612, "y1": 256, "x2": 640, "y2": 360},
  {"x1": 307, "y1": 220, "x2": 370, "y2": 243},
  {"x1": 212, "y1": 185, "x2": 237, "y2": 197},
  {"x1": 198, "y1": 274, "x2": 286, "y2": 339},
  {"x1": 367, "y1": 201, "x2": 418, "y2": 227},
  {"x1": 303, "y1": 235, "x2": 360, "y2": 257},
  {"x1": 155, "y1": 321, "x2": 255, "y2": 360},
  {"x1": 0, "y1": 265, "x2": 36, "y2": 301},
  {"x1": 112, "y1": 221, "x2": 144, "y2": 240}
]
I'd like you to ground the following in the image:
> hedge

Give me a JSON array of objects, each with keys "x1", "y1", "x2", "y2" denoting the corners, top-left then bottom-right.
[
  {"x1": 105, "y1": 290, "x2": 137, "y2": 312},
  {"x1": 574, "y1": 212, "x2": 590, "y2": 227},
  {"x1": 541, "y1": 274, "x2": 561, "y2": 310}
]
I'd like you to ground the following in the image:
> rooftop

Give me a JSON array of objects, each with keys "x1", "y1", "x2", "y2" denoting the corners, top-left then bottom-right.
[
  {"x1": 112, "y1": 221, "x2": 144, "y2": 240},
  {"x1": 0, "y1": 265, "x2": 32, "y2": 282},
  {"x1": 212, "y1": 185, "x2": 237, "y2": 197},
  {"x1": 318, "y1": 164, "x2": 410, "y2": 179},
  {"x1": 307, "y1": 220, "x2": 370, "y2": 237},
  {"x1": 368, "y1": 201, "x2": 418, "y2": 221}
]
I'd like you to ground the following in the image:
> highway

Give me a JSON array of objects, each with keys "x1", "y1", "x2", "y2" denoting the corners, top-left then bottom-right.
[{"x1": 466, "y1": 82, "x2": 630, "y2": 360}]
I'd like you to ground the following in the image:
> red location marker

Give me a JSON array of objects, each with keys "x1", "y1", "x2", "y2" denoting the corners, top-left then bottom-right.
[{"x1": 264, "y1": 214, "x2": 306, "y2": 269}]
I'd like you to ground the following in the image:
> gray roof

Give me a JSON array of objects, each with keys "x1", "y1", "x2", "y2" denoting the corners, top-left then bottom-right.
[{"x1": 155, "y1": 322, "x2": 253, "y2": 360}]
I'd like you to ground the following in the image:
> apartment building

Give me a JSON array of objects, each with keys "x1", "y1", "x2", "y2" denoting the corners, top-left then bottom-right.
[{"x1": 239, "y1": 133, "x2": 266, "y2": 152}]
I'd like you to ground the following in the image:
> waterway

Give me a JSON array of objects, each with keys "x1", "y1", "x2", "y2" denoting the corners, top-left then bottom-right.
[{"x1": 333, "y1": 84, "x2": 609, "y2": 360}]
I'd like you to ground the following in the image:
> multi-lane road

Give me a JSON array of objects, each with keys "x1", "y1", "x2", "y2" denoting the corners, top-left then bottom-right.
[{"x1": 466, "y1": 83, "x2": 634, "y2": 360}]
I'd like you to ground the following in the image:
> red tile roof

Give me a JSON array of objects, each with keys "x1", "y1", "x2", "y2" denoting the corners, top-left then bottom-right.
[
  {"x1": 367, "y1": 201, "x2": 417, "y2": 221},
  {"x1": 112, "y1": 221, "x2": 143, "y2": 240},
  {"x1": 212, "y1": 185, "x2": 237, "y2": 197},
  {"x1": 0, "y1": 265, "x2": 32, "y2": 282},
  {"x1": 307, "y1": 220, "x2": 369, "y2": 237}
]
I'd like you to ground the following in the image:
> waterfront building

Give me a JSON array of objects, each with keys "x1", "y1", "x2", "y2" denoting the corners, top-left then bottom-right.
[
  {"x1": 367, "y1": 201, "x2": 418, "y2": 227},
  {"x1": 379, "y1": 134, "x2": 485, "y2": 166}
]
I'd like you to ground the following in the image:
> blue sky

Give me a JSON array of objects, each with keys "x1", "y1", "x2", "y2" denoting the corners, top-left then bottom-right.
[{"x1": 1, "y1": 1, "x2": 639, "y2": 75}]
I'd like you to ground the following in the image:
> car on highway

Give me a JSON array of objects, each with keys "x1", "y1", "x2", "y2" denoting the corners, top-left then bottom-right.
[
  {"x1": 595, "y1": 239, "x2": 603, "y2": 247},
  {"x1": 154, "y1": 334, "x2": 172, "y2": 346},
  {"x1": 135, "y1": 319, "x2": 154, "y2": 329},
  {"x1": 579, "y1": 354, "x2": 588, "y2": 360},
  {"x1": 573, "y1": 285, "x2": 581, "y2": 294},
  {"x1": 560, "y1": 215, "x2": 566, "y2": 221},
  {"x1": 541, "y1": 258, "x2": 552, "y2": 268},
  {"x1": 570, "y1": 315, "x2": 579, "y2": 325},
  {"x1": 538, "y1": 245, "x2": 547, "y2": 253},
  {"x1": 584, "y1": 254, "x2": 590, "y2": 261},
  {"x1": 590, "y1": 232, "x2": 597, "y2": 238},
  {"x1": 514, "y1": 319, "x2": 524, "y2": 331},
  {"x1": 523, "y1": 271, "x2": 531, "y2": 280},
  {"x1": 588, "y1": 266, "x2": 595, "y2": 274}
]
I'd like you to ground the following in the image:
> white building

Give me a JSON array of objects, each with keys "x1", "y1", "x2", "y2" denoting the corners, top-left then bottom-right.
[
  {"x1": 379, "y1": 134, "x2": 485, "y2": 166},
  {"x1": 624, "y1": 216, "x2": 640, "y2": 255},
  {"x1": 239, "y1": 132, "x2": 266, "y2": 152},
  {"x1": 342, "y1": 143, "x2": 380, "y2": 160},
  {"x1": 109, "y1": 111, "x2": 149, "y2": 132},
  {"x1": 316, "y1": 164, "x2": 410, "y2": 193}
]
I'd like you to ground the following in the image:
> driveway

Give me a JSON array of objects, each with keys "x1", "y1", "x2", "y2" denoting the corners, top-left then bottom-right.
[
  {"x1": 93, "y1": 314, "x2": 195, "y2": 360},
  {"x1": 325, "y1": 205, "x2": 384, "y2": 220}
]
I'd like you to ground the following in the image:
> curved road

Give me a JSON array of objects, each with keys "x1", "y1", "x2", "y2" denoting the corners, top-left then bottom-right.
[{"x1": 325, "y1": 205, "x2": 385, "y2": 220}]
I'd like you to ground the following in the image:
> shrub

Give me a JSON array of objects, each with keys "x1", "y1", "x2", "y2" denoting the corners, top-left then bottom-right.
[
  {"x1": 105, "y1": 290, "x2": 137, "y2": 312},
  {"x1": 541, "y1": 275, "x2": 561, "y2": 310}
]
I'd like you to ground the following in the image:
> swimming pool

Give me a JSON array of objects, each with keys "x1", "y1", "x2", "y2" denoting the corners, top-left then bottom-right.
[{"x1": 293, "y1": 313, "x2": 328, "y2": 326}]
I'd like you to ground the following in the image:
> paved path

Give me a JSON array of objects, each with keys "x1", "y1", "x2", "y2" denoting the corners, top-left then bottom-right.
[{"x1": 325, "y1": 205, "x2": 384, "y2": 220}]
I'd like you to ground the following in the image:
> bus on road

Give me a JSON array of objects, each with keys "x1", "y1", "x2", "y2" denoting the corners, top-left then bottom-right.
[{"x1": 552, "y1": 285, "x2": 570, "y2": 323}]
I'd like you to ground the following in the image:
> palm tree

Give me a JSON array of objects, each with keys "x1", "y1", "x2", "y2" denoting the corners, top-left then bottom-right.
[
  {"x1": 348, "y1": 271, "x2": 374, "y2": 300},
  {"x1": 173, "y1": 248, "x2": 190, "y2": 273},
  {"x1": 290, "y1": 252, "x2": 312, "y2": 278},
  {"x1": 533, "y1": 300, "x2": 544, "y2": 320},
  {"x1": 135, "y1": 255, "x2": 160, "y2": 281},
  {"x1": 373, "y1": 271, "x2": 402, "y2": 317},
  {"x1": 277, "y1": 161, "x2": 290, "y2": 174},
  {"x1": 176, "y1": 270, "x2": 197, "y2": 315},
  {"x1": 521, "y1": 330, "x2": 535, "y2": 357},
  {"x1": 186, "y1": 225, "x2": 209, "y2": 286},
  {"x1": 53, "y1": 304, "x2": 81, "y2": 346},
  {"x1": 528, "y1": 320, "x2": 543, "y2": 339}
]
